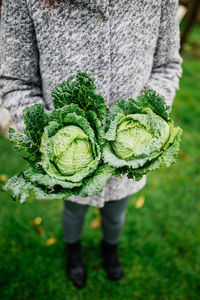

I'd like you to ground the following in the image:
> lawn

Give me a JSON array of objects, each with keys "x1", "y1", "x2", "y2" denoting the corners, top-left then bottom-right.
[{"x1": 0, "y1": 25, "x2": 200, "y2": 300}]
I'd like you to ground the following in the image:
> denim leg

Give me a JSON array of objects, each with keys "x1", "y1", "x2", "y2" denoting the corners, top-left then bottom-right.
[
  {"x1": 62, "y1": 200, "x2": 89, "y2": 243},
  {"x1": 99, "y1": 195, "x2": 131, "y2": 244}
]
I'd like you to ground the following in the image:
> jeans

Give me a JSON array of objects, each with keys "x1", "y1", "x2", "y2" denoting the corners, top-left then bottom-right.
[{"x1": 62, "y1": 195, "x2": 131, "y2": 244}]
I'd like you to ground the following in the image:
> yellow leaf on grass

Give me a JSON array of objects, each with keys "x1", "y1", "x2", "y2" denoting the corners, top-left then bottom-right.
[
  {"x1": 0, "y1": 174, "x2": 8, "y2": 182},
  {"x1": 46, "y1": 237, "x2": 58, "y2": 247},
  {"x1": 93, "y1": 208, "x2": 100, "y2": 216},
  {"x1": 34, "y1": 217, "x2": 42, "y2": 225},
  {"x1": 30, "y1": 217, "x2": 42, "y2": 226},
  {"x1": 135, "y1": 195, "x2": 145, "y2": 209},
  {"x1": 90, "y1": 216, "x2": 101, "y2": 229}
]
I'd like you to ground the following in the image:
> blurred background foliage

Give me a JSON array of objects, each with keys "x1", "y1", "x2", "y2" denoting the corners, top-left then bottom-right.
[{"x1": 0, "y1": 1, "x2": 200, "y2": 299}]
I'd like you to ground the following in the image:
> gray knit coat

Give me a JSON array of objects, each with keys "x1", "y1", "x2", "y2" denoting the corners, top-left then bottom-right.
[{"x1": 0, "y1": 0, "x2": 182, "y2": 207}]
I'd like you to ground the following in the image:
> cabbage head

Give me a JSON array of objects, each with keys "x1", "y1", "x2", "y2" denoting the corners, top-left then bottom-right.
[
  {"x1": 103, "y1": 90, "x2": 183, "y2": 180},
  {"x1": 2, "y1": 72, "x2": 115, "y2": 203}
]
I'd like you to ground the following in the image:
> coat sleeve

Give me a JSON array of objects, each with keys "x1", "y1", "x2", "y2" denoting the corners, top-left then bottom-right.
[
  {"x1": 143, "y1": 0, "x2": 183, "y2": 107},
  {"x1": 0, "y1": 0, "x2": 44, "y2": 133}
]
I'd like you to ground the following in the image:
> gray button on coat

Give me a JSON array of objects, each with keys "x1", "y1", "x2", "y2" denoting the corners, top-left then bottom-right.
[{"x1": 0, "y1": 0, "x2": 182, "y2": 207}]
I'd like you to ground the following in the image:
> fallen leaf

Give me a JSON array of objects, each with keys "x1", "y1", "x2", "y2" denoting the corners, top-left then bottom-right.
[
  {"x1": 35, "y1": 226, "x2": 44, "y2": 234},
  {"x1": 92, "y1": 263, "x2": 100, "y2": 271},
  {"x1": 134, "y1": 291, "x2": 140, "y2": 297},
  {"x1": 34, "y1": 217, "x2": 42, "y2": 225},
  {"x1": 135, "y1": 195, "x2": 145, "y2": 209},
  {"x1": 93, "y1": 208, "x2": 100, "y2": 216},
  {"x1": 30, "y1": 217, "x2": 42, "y2": 227},
  {"x1": 90, "y1": 216, "x2": 101, "y2": 229},
  {"x1": 0, "y1": 174, "x2": 8, "y2": 182},
  {"x1": 46, "y1": 237, "x2": 58, "y2": 247},
  {"x1": 179, "y1": 150, "x2": 190, "y2": 162}
]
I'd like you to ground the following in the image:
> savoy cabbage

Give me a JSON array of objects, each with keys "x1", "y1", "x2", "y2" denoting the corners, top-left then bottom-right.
[
  {"x1": 2, "y1": 72, "x2": 115, "y2": 203},
  {"x1": 2, "y1": 72, "x2": 182, "y2": 203},
  {"x1": 103, "y1": 90, "x2": 183, "y2": 180}
]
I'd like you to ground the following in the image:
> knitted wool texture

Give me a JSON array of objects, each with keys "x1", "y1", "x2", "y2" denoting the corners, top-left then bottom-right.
[{"x1": 0, "y1": 0, "x2": 182, "y2": 207}]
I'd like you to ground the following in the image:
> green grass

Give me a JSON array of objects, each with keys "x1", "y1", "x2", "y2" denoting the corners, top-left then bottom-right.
[{"x1": 0, "y1": 25, "x2": 200, "y2": 300}]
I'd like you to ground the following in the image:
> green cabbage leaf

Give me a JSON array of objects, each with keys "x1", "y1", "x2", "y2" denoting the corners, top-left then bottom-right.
[
  {"x1": 2, "y1": 72, "x2": 114, "y2": 203},
  {"x1": 2, "y1": 73, "x2": 182, "y2": 204},
  {"x1": 103, "y1": 90, "x2": 183, "y2": 180}
]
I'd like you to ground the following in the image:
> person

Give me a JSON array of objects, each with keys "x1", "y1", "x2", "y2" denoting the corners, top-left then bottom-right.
[{"x1": 0, "y1": 0, "x2": 182, "y2": 290}]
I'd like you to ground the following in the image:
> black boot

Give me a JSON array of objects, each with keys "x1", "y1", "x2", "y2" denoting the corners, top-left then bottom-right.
[
  {"x1": 100, "y1": 239, "x2": 123, "y2": 281},
  {"x1": 65, "y1": 240, "x2": 87, "y2": 289}
]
